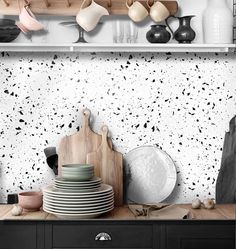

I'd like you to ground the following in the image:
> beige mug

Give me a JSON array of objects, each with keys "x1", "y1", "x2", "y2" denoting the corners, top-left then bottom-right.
[
  {"x1": 76, "y1": 0, "x2": 109, "y2": 32},
  {"x1": 147, "y1": 0, "x2": 170, "y2": 22},
  {"x1": 126, "y1": 0, "x2": 148, "y2": 22}
]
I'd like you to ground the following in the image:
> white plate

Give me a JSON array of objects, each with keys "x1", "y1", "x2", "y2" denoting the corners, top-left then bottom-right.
[
  {"x1": 54, "y1": 182, "x2": 101, "y2": 187},
  {"x1": 44, "y1": 191, "x2": 114, "y2": 201},
  {"x1": 43, "y1": 184, "x2": 112, "y2": 196},
  {"x1": 124, "y1": 146, "x2": 177, "y2": 203},
  {"x1": 43, "y1": 206, "x2": 114, "y2": 219},
  {"x1": 44, "y1": 200, "x2": 114, "y2": 211},
  {"x1": 55, "y1": 177, "x2": 101, "y2": 185},
  {"x1": 43, "y1": 192, "x2": 114, "y2": 203},
  {"x1": 54, "y1": 186, "x2": 100, "y2": 192},
  {"x1": 54, "y1": 183, "x2": 101, "y2": 189},
  {"x1": 43, "y1": 204, "x2": 114, "y2": 214},
  {"x1": 43, "y1": 196, "x2": 114, "y2": 206}
]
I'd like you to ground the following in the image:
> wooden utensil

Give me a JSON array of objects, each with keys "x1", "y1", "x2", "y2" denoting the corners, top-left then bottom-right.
[
  {"x1": 58, "y1": 108, "x2": 112, "y2": 175},
  {"x1": 86, "y1": 125, "x2": 123, "y2": 206}
]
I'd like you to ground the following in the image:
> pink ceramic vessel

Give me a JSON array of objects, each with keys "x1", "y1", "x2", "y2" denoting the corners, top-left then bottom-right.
[
  {"x1": 16, "y1": 6, "x2": 44, "y2": 33},
  {"x1": 18, "y1": 191, "x2": 43, "y2": 212}
]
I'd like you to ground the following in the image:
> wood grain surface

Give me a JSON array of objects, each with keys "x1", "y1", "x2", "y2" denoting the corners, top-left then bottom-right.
[
  {"x1": 87, "y1": 125, "x2": 123, "y2": 207},
  {"x1": 0, "y1": 0, "x2": 178, "y2": 16},
  {"x1": 0, "y1": 204, "x2": 235, "y2": 220},
  {"x1": 58, "y1": 109, "x2": 112, "y2": 175}
]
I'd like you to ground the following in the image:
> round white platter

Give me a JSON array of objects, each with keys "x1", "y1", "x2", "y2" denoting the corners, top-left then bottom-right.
[{"x1": 124, "y1": 146, "x2": 177, "y2": 203}]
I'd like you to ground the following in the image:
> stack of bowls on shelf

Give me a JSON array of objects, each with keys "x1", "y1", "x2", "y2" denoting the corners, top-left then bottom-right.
[{"x1": 43, "y1": 164, "x2": 114, "y2": 219}]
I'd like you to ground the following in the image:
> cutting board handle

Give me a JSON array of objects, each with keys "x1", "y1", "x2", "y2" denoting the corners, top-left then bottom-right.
[
  {"x1": 101, "y1": 125, "x2": 109, "y2": 146},
  {"x1": 82, "y1": 108, "x2": 91, "y2": 128}
]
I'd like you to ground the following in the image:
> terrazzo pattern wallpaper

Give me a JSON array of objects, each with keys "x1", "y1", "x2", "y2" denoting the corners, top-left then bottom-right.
[{"x1": 0, "y1": 52, "x2": 235, "y2": 203}]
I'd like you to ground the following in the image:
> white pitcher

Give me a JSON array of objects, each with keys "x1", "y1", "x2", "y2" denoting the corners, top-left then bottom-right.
[
  {"x1": 203, "y1": 0, "x2": 233, "y2": 44},
  {"x1": 76, "y1": 0, "x2": 109, "y2": 32}
]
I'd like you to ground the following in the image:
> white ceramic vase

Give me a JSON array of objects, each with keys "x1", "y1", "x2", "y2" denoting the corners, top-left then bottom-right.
[{"x1": 203, "y1": 0, "x2": 233, "y2": 44}]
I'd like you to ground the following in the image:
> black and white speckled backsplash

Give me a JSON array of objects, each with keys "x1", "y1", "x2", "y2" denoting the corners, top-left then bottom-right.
[{"x1": 0, "y1": 52, "x2": 235, "y2": 203}]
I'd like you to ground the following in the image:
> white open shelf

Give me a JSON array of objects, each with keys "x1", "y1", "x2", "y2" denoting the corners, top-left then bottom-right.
[{"x1": 0, "y1": 43, "x2": 235, "y2": 53}]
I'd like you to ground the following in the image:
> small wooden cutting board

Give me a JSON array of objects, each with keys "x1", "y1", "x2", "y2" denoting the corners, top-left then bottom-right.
[
  {"x1": 58, "y1": 109, "x2": 112, "y2": 175},
  {"x1": 87, "y1": 125, "x2": 123, "y2": 206}
]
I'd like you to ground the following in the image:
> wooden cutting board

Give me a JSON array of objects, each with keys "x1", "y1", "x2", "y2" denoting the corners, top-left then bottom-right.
[
  {"x1": 216, "y1": 116, "x2": 236, "y2": 203},
  {"x1": 58, "y1": 109, "x2": 112, "y2": 175},
  {"x1": 86, "y1": 125, "x2": 123, "y2": 206}
]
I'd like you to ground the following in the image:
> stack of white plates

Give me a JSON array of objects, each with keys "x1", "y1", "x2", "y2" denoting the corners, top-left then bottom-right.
[
  {"x1": 54, "y1": 177, "x2": 102, "y2": 192},
  {"x1": 43, "y1": 184, "x2": 114, "y2": 219}
]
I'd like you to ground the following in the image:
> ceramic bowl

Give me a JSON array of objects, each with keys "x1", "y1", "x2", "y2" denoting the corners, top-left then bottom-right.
[
  {"x1": 61, "y1": 164, "x2": 94, "y2": 181},
  {"x1": 62, "y1": 164, "x2": 94, "y2": 171},
  {"x1": 61, "y1": 172, "x2": 94, "y2": 181},
  {"x1": 0, "y1": 19, "x2": 16, "y2": 26},
  {"x1": 0, "y1": 19, "x2": 21, "y2": 43},
  {"x1": 18, "y1": 191, "x2": 43, "y2": 212}
]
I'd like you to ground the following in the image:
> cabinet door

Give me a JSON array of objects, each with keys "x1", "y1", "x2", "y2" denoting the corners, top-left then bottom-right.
[
  {"x1": 165, "y1": 223, "x2": 235, "y2": 249},
  {"x1": 52, "y1": 224, "x2": 152, "y2": 249},
  {"x1": 0, "y1": 224, "x2": 37, "y2": 249}
]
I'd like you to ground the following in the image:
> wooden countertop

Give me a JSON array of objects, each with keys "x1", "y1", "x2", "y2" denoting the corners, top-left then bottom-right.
[{"x1": 0, "y1": 204, "x2": 235, "y2": 221}]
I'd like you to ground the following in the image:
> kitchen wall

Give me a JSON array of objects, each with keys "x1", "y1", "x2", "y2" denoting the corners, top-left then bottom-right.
[
  {"x1": 0, "y1": 0, "x2": 235, "y2": 203},
  {"x1": 0, "y1": 51, "x2": 235, "y2": 203}
]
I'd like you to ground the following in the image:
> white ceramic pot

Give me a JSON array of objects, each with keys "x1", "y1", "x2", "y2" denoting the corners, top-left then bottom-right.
[{"x1": 203, "y1": 0, "x2": 233, "y2": 44}]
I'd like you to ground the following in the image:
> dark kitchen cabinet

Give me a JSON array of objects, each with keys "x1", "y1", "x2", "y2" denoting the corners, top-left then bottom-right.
[
  {"x1": 0, "y1": 223, "x2": 39, "y2": 249},
  {"x1": 52, "y1": 224, "x2": 152, "y2": 248},
  {"x1": 164, "y1": 222, "x2": 235, "y2": 249},
  {"x1": 0, "y1": 220, "x2": 235, "y2": 249}
]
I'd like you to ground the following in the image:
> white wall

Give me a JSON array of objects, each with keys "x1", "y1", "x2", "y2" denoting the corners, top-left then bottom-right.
[
  {"x1": 0, "y1": 0, "x2": 235, "y2": 203},
  {"x1": 0, "y1": 52, "x2": 235, "y2": 203}
]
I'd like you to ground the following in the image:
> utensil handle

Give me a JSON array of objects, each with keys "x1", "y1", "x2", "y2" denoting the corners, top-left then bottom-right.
[
  {"x1": 165, "y1": 15, "x2": 176, "y2": 38},
  {"x1": 95, "y1": 232, "x2": 112, "y2": 241}
]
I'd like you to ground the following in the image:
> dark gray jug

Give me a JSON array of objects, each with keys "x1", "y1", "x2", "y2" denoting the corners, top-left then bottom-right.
[{"x1": 165, "y1": 15, "x2": 196, "y2": 44}]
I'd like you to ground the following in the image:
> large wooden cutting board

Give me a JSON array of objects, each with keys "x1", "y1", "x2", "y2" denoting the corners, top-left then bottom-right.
[
  {"x1": 58, "y1": 109, "x2": 112, "y2": 175},
  {"x1": 86, "y1": 125, "x2": 123, "y2": 206}
]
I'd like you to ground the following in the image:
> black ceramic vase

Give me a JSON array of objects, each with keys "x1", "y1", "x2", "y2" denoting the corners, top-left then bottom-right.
[
  {"x1": 146, "y1": 25, "x2": 171, "y2": 43},
  {"x1": 165, "y1": 15, "x2": 196, "y2": 44}
]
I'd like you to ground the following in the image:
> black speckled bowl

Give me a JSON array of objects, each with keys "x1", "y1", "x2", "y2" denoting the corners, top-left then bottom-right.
[{"x1": 0, "y1": 19, "x2": 21, "y2": 43}]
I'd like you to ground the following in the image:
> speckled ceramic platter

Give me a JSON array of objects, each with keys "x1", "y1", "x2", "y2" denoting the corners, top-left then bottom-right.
[{"x1": 124, "y1": 146, "x2": 177, "y2": 204}]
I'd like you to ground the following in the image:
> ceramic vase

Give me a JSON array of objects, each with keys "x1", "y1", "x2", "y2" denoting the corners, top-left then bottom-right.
[
  {"x1": 146, "y1": 25, "x2": 171, "y2": 43},
  {"x1": 203, "y1": 0, "x2": 233, "y2": 44},
  {"x1": 165, "y1": 15, "x2": 196, "y2": 44}
]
